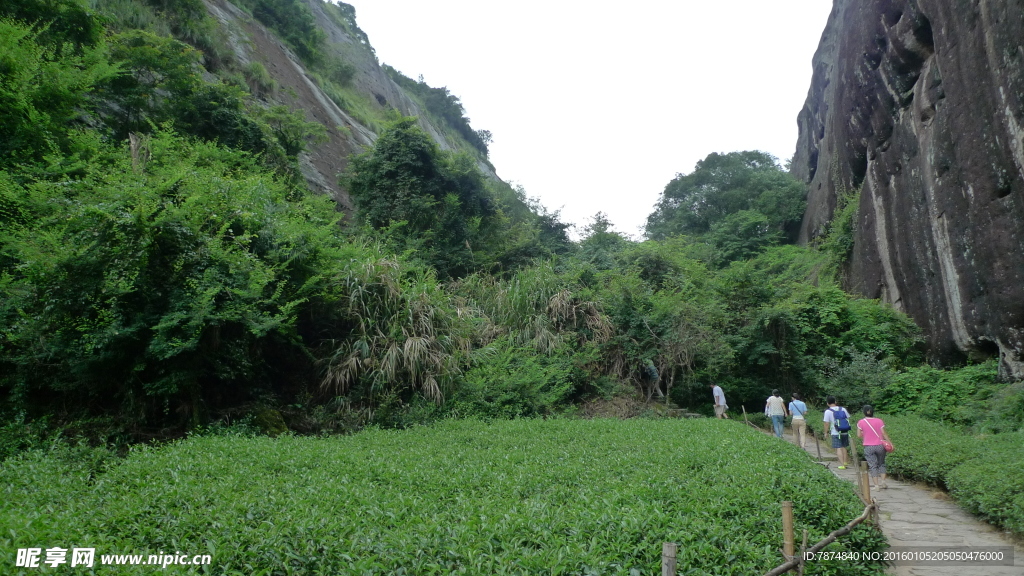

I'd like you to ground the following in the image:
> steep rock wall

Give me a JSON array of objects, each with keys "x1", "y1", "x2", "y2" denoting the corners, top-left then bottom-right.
[
  {"x1": 793, "y1": 0, "x2": 1024, "y2": 380},
  {"x1": 204, "y1": 0, "x2": 496, "y2": 209}
]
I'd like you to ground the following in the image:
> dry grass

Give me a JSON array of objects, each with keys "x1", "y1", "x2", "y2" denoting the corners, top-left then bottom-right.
[{"x1": 320, "y1": 257, "x2": 471, "y2": 403}]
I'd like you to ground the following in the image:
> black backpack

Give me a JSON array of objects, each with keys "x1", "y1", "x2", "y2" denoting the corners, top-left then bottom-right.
[{"x1": 833, "y1": 408, "x2": 852, "y2": 432}]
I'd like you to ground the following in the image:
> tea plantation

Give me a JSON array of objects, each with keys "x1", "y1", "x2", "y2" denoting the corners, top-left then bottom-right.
[{"x1": 2, "y1": 419, "x2": 886, "y2": 575}]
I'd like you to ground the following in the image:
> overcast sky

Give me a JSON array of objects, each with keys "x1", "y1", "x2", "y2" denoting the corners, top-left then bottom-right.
[{"x1": 344, "y1": 0, "x2": 835, "y2": 238}]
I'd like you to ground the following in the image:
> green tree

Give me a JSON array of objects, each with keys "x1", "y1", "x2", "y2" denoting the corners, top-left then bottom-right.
[
  {"x1": 645, "y1": 151, "x2": 806, "y2": 243},
  {"x1": 343, "y1": 117, "x2": 496, "y2": 279},
  {"x1": 578, "y1": 212, "x2": 629, "y2": 270},
  {"x1": 707, "y1": 210, "x2": 782, "y2": 264},
  {"x1": 1, "y1": 130, "x2": 347, "y2": 427},
  {"x1": 0, "y1": 0, "x2": 103, "y2": 53},
  {"x1": 0, "y1": 19, "x2": 117, "y2": 169}
]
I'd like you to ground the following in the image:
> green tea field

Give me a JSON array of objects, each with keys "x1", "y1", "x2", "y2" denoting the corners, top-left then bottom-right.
[{"x1": 2, "y1": 419, "x2": 886, "y2": 575}]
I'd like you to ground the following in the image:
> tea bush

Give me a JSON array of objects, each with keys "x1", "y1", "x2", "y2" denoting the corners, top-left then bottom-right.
[
  {"x1": 1, "y1": 419, "x2": 887, "y2": 575},
  {"x1": 881, "y1": 415, "x2": 979, "y2": 487},
  {"x1": 880, "y1": 414, "x2": 1024, "y2": 536},
  {"x1": 946, "y1": 432, "x2": 1024, "y2": 534}
]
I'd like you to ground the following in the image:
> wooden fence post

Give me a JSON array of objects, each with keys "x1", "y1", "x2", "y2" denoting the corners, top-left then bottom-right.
[
  {"x1": 782, "y1": 501, "x2": 795, "y2": 566},
  {"x1": 855, "y1": 454, "x2": 864, "y2": 495},
  {"x1": 797, "y1": 529, "x2": 809, "y2": 576},
  {"x1": 860, "y1": 462, "x2": 871, "y2": 505},
  {"x1": 851, "y1": 436, "x2": 860, "y2": 470},
  {"x1": 662, "y1": 542, "x2": 677, "y2": 576}
]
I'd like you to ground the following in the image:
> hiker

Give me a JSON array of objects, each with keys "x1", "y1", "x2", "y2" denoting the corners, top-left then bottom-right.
[
  {"x1": 823, "y1": 395, "x2": 852, "y2": 469},
  {"x1": 788, "y1": 392, "x2": 808, "y2": 448},
  {"x1": 710, "y1": 383, "x2": 729, "y2": 419},
  {"x1": 765, "y1": 389, "x2": 788, "y2": 438},
  {"x1": 856, "y1": 405, "x2": 892, "y2": 489},
  {"x1": 643, "y1": 359, "x2": 662, "y2": 400}
]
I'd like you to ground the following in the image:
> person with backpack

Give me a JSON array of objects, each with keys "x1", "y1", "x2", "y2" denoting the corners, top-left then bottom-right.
[
  {"x1": 788, "y1": 392, "x2": 808, "y2": 449},
  {"x1": 856, "y1": 405, "x2": 893, "y2": 489},
  {"x1": 765, "y1": 389, "x2": 788, "y2": 438},
  {"x1": 823, "y1": 395, "x2": 852, "y2": 469}
]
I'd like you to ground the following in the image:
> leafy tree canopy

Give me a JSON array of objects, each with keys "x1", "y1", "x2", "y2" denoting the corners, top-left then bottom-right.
[
  {"x1": 645, "y1": 151, "x2": 806, "y2": 250},
  {"x1": 343, "y1": 117, "x2": 495, "y2": 279},
  {"x1": 0, "y1": 0, "x2": 103, "y2": 53}
]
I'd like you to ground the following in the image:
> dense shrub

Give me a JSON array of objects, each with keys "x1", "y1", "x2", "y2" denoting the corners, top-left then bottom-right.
[
  {"x1": 0, "y1": 20, "x2": 117, "y2": 169},
  {"x1": 0, "y1": 0, "x2": 104, "y2": 53},
  {"x1": 451, "y1": 339, "x2": 598, "y2": 419},
  {"x1": 976, "y1": 381, "x2": 1024, "y2": 434},
  {"x1": 103, "y1": 30, "x2": 302, "y2": 162},
  {"x1": 233, "y1": 0, "x2": 325, "y2": 65},
  {"x1": 875, "y1": 361, "x2": 1003, "y2": 429},
  {"x1": 343, "y1": 117, "x2": 497, "y2": 279},
  {"x1": 0, "y1": 412, "x2": 51, "y2": 461},
  {"x1": 817, "y1": 190, "x2": 860, "y2": 271},
  {"x1": 1, "y1": 131, "x2": 347, "y2": 427}
]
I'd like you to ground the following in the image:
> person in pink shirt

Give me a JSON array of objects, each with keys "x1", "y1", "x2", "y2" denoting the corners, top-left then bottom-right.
[{"x1": 856, "y1": 405, "x2": 893, "y2": 490}]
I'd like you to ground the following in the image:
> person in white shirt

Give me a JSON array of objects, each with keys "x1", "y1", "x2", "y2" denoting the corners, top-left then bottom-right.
[
  {"x1": 765, "y1": 389, "x2": 788, "y2": 438},
  {"x1": 710, "y1": 383, "x2": 728, "y2": 419},
  {"x1": 822, "y1": 395, "x2": 852, "y2": 469}
]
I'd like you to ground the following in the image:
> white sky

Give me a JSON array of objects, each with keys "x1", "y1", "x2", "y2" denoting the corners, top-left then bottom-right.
[{"x1": 345, "y1": 0, "x2": 835, "y2": 238}]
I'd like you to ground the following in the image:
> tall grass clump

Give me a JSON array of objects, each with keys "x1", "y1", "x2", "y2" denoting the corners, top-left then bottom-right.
[
  {"x1": 313, "y1": 72, "x2": 382, "y2": 132},
  {"x1": 89, "y1": 0, "x2": 171, "y2": 35},
  {"x1": 455, "y1": 264, "x2": 611, "y2": 353},
  {"x1": 242, "y1": 60, "x2": 276, "y2": 96},
  {"x1": 319, "y1": 257, "x2": 473, "y2": 403}
]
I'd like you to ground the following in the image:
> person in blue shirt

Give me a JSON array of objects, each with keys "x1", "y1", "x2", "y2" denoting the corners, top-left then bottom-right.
[{"x1": 788, "y1": 393, "x2": 808, "y2": 449}]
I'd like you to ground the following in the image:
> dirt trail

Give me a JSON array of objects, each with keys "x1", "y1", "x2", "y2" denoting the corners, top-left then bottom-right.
[{"x1": 780, "y1": 427, "x2": 1024, "y2": 575}]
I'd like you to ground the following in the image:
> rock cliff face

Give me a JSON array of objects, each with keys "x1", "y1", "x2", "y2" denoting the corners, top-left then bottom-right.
[
  {"x1": 793, "y1": 0, "x2": 1024, "y2": 380},
  {"x1": 203, "y1": 0, "x2": 495, "y2": 210}
]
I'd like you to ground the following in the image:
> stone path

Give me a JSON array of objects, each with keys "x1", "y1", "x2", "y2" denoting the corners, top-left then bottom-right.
[{"x1": 780, "y1": 427, "x2": 1024, "y2": 575}]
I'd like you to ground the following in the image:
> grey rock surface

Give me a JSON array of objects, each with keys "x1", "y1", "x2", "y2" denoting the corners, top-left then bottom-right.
[{"x1": 793, "y1": 0, "x2": 1024, "y2": 379}]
